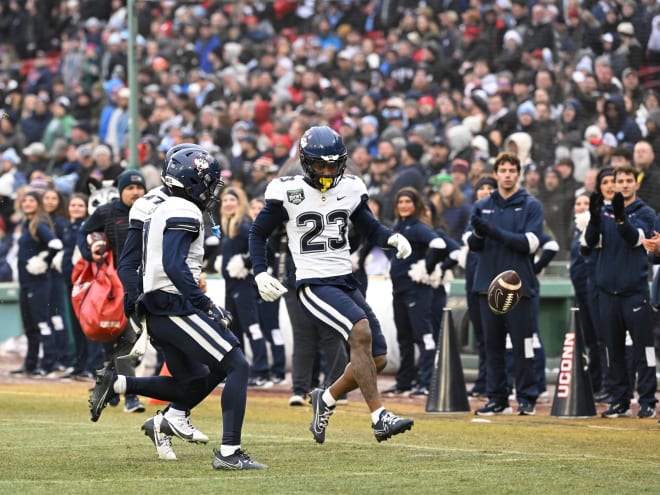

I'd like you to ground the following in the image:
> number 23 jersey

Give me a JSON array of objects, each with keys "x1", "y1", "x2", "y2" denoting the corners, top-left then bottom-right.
[{"x1": 264, "y1": 174, "x2": 366, "y2": 282}]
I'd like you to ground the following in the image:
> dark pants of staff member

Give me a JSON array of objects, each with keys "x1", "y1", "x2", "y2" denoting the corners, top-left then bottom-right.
[
  {"x1": 479, "y1": 295, "x2": 539, "y2": 407},
  {"x1": 19, "y1": 281, "x2": 57, "y2": 373},
  {"x1": 598, "y1": 290, "x2": 658, "y2": 408},
  {"x1": 256, "y1": 298, "x2": 286, "y2": 379},
  {"x1": 392, "y1": 285, "x2": 435, "y2": 390},
  {"x1": 225, "y1": 279, "x2": 270, "y2": 380}
]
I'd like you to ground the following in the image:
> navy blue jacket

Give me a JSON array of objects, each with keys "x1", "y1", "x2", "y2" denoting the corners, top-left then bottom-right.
[
  {"x1": 77, "y1": 199, "x2": 130, "y2": 262},
  {"x1": 390, "y1": 217, "x2": 438, "y2": 295},
  {"x1": 569, "y1": 228, "x2": 588, "y2": 294},
  {"x1": 18, "y1": 220, "x2": 59, "y2": 285},
  {"x1": 221, "y1": 219, "x2": 254, "y2": 290},
  {"x1": 651, "y1": 214, "x2": 660, "y2": 308},
  {"x1": 62, "y1": 217, "x2": 84, "y2": 284},
  {"x1": 467, "y1": 188, "x2": 543, "y2": 297},
  {"x1": 585, "y1": 197, "x2": 655, "y2": 295}
]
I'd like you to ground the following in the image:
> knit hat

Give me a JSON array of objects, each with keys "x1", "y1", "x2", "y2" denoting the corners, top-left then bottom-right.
[
  {"x1": 474, "y1": 176, "x2": 497, "y2": 192},
  {"x1": 450, "y1": 159, "x2": 470, "y2": 175},
  {"x1": 428, "y1": 173, "x2": 454, "y2": 191},
  {"x1": 596, "y1": 167, "x2": 614, "y2": 191},
  {"x1": 517, "y1": 101, "x2": 537, "y2": 119},
  {"x1": 117, "y1": 169, "x2": 146, "y2": 195}
]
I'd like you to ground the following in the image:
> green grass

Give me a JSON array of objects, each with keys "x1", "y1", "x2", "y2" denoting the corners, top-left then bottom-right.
[{"x1": 1, "y1": 382, "x2": 659, "y2": 495}]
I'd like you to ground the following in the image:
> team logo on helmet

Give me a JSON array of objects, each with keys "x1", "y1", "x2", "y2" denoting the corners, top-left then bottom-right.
[{"x1": 193, "y1": 154, "x2": 210, "y2": 173}]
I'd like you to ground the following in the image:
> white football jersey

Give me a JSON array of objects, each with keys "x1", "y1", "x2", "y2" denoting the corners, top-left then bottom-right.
[
  {"x1": 265, "y1": 174, "x2": 367, "y2": 280},
  {"x1": 142, "y1": 196, "x2": 205, "y2": 294},
  {"x1": 129, "y1": 187, "x2": 169, "y2": 224}
]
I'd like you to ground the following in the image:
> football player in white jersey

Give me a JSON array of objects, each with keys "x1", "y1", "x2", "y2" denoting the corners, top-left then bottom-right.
[
  {"x1": 117, "y1": 144, "x2": 216, "y2": 460},
  {"x1": 249, "y1": 126, "x2": 415, "y2": 444},
  {"x1": 91, "y1": 148, "x2": 267, "y2": 470}
]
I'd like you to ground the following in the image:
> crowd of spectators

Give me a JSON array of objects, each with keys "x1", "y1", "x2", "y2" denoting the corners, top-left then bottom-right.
[{"x1": 2, "y1": 0, "x2": 660, "y2": 275}]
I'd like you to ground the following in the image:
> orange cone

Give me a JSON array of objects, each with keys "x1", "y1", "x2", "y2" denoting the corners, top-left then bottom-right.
[{"x1": 148, "y1": 362, "x2": 171, "y2": 405}]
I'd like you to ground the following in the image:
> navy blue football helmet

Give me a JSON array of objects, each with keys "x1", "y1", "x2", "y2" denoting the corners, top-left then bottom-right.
[
  {"x1": 164, "y1": 148, "x2": 224, "y2": 210},
  {"x1": 299, "y1": 126, "x2": 348, "y2": 192},
  {"x1": 162, "y1": 143, "x2": 207, "y2": 181}
]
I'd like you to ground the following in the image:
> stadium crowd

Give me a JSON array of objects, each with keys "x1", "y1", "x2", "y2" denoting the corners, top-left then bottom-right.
[{"x1": 3, "y1": 0, "x2": 660, "y2": 417}]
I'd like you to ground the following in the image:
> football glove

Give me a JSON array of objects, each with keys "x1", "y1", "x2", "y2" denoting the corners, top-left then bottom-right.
[
  {"x1": 208, "y1": 304, "x2": 232, "y2": 330},
  {"x1": 255, "y1": 272, "x2": 288, "y2": 302},
  {"x1": 387, "y1": 233, "x2": 412, "y2": 259}
]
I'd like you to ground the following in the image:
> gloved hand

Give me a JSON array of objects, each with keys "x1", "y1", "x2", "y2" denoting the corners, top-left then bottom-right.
[
  {"x1": 612, "y1": 192, "x2": 625, "y2": 223},
  {"x1": 387, "y1": 233, "x2": 412, "y2": 259},
  {"x1": 588, "y1": 192, "x2": 603, "y2": 224},
  {"x1": 26, "y1": 251, "x2": 49, "y2": 275},
  {"x1": 255, "y1": 272, "x2": 288, "y2": 302},
  {"x1": 208, "y1": 303, "x2": 233, "y2": 330},
  {"x1": 470, "y1": 212, "x2": 491, "y2": 238}
]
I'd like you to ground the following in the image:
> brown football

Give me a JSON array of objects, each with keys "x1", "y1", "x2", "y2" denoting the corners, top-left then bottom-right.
[
  {"x1": 487, "y1": 270, "x2": 522, "y2": 314},
  {"x1": 86, "y1": 231, "x2": 108, "y2": 255}
]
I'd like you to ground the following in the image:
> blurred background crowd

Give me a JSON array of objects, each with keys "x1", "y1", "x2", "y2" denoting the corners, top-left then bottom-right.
[{"x1": 1, "y1": 0, "x2": 660, "y2": 270}]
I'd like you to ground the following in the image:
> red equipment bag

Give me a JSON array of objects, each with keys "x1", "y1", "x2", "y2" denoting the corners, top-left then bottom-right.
[{"x1": 71, "y1": 251, "x2": 127, "y2": 342}]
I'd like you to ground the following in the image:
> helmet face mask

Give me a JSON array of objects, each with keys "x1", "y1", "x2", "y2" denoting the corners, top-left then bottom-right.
[
  {"x1": 300, "y1": 126, "x2": 347, "y2": 192},
  {"x1": 164, "y1": 149, "x2": 224, "y2": 210}
]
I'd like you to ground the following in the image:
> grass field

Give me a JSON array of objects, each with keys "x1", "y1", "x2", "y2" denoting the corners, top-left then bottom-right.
[{"x1": 1, "y1": 381, "x2": 659, "y2": 495}]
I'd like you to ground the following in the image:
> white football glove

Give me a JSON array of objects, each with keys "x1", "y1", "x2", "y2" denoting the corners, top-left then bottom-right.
[
  {"x1": 26, "y1": 251, "x2": 49, "y2": 275},
  {"x1": 255, "y1": 271, "x2": 288, "y2": 302},
  {"x1": 387, "y1": 233, "x2": 412, "y2": 259}
]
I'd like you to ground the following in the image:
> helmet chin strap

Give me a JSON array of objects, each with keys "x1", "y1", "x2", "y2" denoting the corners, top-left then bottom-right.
[{"x1": 319, "y1": 177, "x2": 333, "y2": 192}]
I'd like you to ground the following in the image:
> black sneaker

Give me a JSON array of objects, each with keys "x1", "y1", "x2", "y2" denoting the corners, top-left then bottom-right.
[
  {"x1": 309, "y1": 388, "x2": 335, "y2": 444},
  {"x1": 517, "y1": 402, "x2": 536, "y2": 416},
  {"x1": 468, "y1": 387, "x2": 486, "y2": 398},
  {"x1": 212, "y1": 448, "x2": 268, "y2": 470},
  {"x1": 381, "y1": 385, "x2": 412, "y2": 396},
  {"x1": 30, "y1": 368, "x2": 47, "y2": 378},
  {"x1": 594, "y1": 389, "x2": 612, "y2": 403},
  {"x1": 638, "y1": 404, "x2": 657, "y2": 419},
  {"x1": 602, "y1": 402, "x2": 631, "y2": 418},
  {"x1": 89, "y1": 366, "x2": 116, "y2": 422},
  {"x1": 475, "y1": 401, "x2": 512, "y2": 416},
  {"x1": 410, "y1": 387, "x2": 429, "y2": 397},
  {"x1": 372, "y1": 410, "x2": 414, "y2": 442},
  {"x1": 124, "y1": 395, "x2": 146, "y2": 413}
]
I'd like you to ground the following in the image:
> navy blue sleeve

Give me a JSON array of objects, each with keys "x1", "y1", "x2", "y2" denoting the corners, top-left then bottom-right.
[
  {"x1": 249, "y1": 199, "x2": 288, "y2": 275},
  {"x1": 162, "y1": 220, "x2": 211, "y2": 311},
  {"x1": 117, "y1": 219, "x2": 143, "y2": 314},
  {"x1": 426, "y1": 231, "x2": 460, "y2": 273},
  {"x1": 350, "y1": 195, "x2": 392, "y2": 248},
  {"x1": 77, "y1": 207, "x2": 107, "y2": 261}
]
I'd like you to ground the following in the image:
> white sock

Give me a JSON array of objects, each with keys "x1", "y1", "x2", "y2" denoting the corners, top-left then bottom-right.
[
  {"x1": 113, "y1": 375, "x2": 126, "y2": 394},
  {"x1": 371, "y1": 407, "x2": 385, "y2": 424},
  {"x1": 322, "y1": 389, "x2": 336, "y2": 407},
  {"x1": 164, "y1": 407, "x2": 186, "y2": 420},
  {"x1": 220, "y1": 445, "x2": 240, "y2": 457}
]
